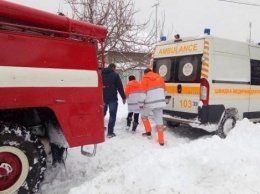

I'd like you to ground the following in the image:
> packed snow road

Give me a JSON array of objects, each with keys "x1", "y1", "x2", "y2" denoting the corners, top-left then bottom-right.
[
  {"x1": 37, "y1": 101, "x2": 260, "y2": 194},
  {"x1": 37, "y1": 117, "x2": 211, "y2": 194},
  {"x1": 38, "y1": 118, "x2": 260, "y2": 194}
]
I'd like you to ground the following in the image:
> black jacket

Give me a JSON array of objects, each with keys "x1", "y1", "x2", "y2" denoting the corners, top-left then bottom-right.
[{"x1": 101, "y1": 67, "x2": 126, "y2": 103}]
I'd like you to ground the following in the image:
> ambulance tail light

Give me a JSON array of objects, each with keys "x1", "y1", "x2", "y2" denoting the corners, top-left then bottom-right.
[{"x1": 200, "y1": 78, "x2": 209, "y2": 105}]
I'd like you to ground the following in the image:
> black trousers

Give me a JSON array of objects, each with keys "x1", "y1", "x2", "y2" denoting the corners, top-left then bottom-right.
[{"x1": 127, "y1": 112, "x2": 139, "y2": 123}]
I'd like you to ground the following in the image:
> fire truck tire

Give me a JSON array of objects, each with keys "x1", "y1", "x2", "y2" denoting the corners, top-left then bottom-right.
[{"x1": 0, "y1": 125, "x2": 46, "y2": 194}]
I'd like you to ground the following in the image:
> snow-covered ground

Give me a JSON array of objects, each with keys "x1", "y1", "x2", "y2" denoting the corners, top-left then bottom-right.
[{"x1": 38, "y1": 99, "x2": 260, "y2": 194}]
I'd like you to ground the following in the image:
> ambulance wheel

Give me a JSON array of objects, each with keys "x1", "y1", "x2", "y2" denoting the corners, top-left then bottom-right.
[
  {"x1": 217, "y1": 116, "x2": 236, "y2": 138},
  {"x1": 166, "y1": 121, "x2": 180, "y2": 128},
  {"x1": 223, "y1": 116, "x2": 236, "y2": 136},
  {"x1": 0, "y1": 124, "x2": 46, "y2": 194}
]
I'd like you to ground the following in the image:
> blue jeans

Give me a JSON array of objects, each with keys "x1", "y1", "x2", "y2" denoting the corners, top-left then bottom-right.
[{"x1": 104, "y1": 101, "x2": 118, "y2": 135}]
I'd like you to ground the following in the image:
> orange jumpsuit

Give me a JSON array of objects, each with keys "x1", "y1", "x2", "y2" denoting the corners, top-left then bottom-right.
[
  {"x1": 138, "y1": 71, "x2": 166, "y2": 145},
  {"x1": 125, "y1": 80, "x2": 141, "y2": 113}
]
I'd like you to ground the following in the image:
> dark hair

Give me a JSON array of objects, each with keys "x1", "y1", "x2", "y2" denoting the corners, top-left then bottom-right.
[
  {"x1": 144, "y1": 68, "x2": 152, "y2": 74},
  {"x1": 128, "y1": 75, "x2": 135, "y2": 81},
  {"x1": 108, "y1": 63, "x2": 116, "y2": 69}
]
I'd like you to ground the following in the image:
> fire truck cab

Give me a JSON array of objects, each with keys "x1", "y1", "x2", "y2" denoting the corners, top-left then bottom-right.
[{"x1": 0, "y1": 1, "x2": 107, "y2": 193}]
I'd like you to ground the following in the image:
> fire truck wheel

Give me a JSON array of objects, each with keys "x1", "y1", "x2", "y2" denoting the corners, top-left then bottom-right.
[{"x1": 0, "y1": 125, "x2": 46, "y2": 194}]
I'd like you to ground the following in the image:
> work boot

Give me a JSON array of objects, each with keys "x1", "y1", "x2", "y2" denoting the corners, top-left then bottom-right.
[
  {"x1": 132, "y1": 122, "x2": 138, "y2": 132},
  {"x1": 142, "y1": 132, "x2": 152, "y2": 138},
  {"x1": 141, "y1": 117, "x2": 151, "y2": 132},
  {"x1": 141, "y1": 117, "x2": 152, "y2": 138},
  {"x1": 159, "y1": 143, "x2": 164, "y2": 146},
  {"x1": 156, "y1": 125, "x2": 164, "y2": 146},
  {"x1": 107, "y1": 133, "x2": 116, "y2": 138}
]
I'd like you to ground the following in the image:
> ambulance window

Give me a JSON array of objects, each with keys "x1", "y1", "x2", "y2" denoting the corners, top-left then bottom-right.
[
  {"x1": 176, "y1": 55, "x2": 202, "y2": 83},
  {"x1": 251, "y1": 60, "x2": 260, "y2": 85},
  {"x1": 154, "y1": 58, "x2": 172, "y2": 82}
]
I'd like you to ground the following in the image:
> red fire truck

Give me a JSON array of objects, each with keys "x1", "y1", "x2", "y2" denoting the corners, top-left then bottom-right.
[{"x1": 0, "y1": 1, "x2": 107, "y2": 193}]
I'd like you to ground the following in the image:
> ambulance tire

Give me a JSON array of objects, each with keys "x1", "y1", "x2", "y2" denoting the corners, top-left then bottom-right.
[
  {"x1": 0, "y1": 124, "x2": 46, "y2": 194},
  {"x1": 166, "y1": 121, "x2": 180, "y2": 128},
  {"x1": 216, "y1": 115, "x2": 236, "y2": 138}
]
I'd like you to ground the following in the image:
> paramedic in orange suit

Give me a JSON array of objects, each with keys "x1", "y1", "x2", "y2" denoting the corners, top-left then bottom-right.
[
  {"x1": 138, "y1": 68, "x2": 166, "y2": 146},
  {"x1": 124, "y1": 75, "x2": 141, "y2": 133}
]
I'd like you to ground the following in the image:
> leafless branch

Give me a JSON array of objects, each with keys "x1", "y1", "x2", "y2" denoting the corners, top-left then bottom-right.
[{"x1": 64, "y1": 0, "x2": 162, "y2": 68}]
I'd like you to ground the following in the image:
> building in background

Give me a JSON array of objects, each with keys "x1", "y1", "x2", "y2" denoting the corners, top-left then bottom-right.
[{"x1": 105, "y1": 51, "x2": 151, "y2": 85}]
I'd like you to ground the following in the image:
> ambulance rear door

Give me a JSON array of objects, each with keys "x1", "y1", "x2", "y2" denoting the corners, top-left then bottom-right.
[{"x1": 153, "y1": 39, "x2": 205, "y2": 120}]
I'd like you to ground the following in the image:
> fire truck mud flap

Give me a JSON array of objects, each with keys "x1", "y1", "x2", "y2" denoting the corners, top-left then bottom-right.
[{"x1": 81, "y1": 144, "x2": 97, "y2": 157}]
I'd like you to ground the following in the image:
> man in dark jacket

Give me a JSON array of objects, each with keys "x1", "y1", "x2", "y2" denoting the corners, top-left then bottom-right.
[{"x1": 101, "y1": 63, "x2": 126, "y2": 138}]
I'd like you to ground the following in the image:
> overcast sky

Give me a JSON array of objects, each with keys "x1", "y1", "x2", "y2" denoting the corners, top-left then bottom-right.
[{"x1": 7, "y1": 0, "x2": 260, "y2": 43}]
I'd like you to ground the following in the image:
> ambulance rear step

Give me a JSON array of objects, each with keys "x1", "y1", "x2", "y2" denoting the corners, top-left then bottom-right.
[{"x1": 163, "y1": 114, "x2": 200, "y2": 125}]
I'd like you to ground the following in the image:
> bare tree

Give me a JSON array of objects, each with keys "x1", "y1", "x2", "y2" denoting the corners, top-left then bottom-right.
[{"x1": 64, "y1": 0, "x2": 156, "y2": 69}]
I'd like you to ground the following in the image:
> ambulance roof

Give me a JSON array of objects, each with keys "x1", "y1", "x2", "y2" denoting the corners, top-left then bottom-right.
[{"x1": 156, "y1": 34, "x2": 260, "y2": 48}]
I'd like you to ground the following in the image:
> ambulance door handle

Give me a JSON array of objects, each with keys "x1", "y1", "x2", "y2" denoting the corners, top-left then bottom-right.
[{"x1": 177, "y1": 84, "x2": 182, "y2": 93}]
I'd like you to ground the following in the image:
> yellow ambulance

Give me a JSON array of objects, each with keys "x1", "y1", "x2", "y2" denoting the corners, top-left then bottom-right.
[{"x1": 152, "y1": 35, "x2": 260, "y2": 137}]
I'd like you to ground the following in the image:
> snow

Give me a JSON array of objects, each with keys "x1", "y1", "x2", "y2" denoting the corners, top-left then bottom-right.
[
  {"x1": 47, "y1": 121, "x2": 69, "y2": 148},
  {"x1": 38, "y1": 99, "x2": 260, "y2": 194},
  {"x1": 189, "y1": 122, "x2": 218, "y2": 133}
]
